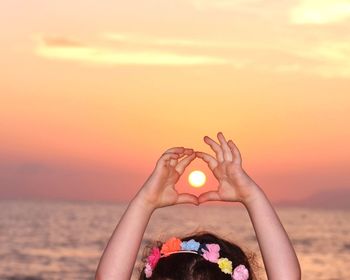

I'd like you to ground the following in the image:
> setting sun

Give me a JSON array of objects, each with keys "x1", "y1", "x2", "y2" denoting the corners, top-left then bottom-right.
[{"x1": 188, "y1": 170, "x2": 206, "y2": 188}]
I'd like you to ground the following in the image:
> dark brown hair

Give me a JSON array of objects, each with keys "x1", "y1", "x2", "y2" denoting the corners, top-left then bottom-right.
[{"x1": 139, "y1": 232, "x2": 255, "y2": 280}]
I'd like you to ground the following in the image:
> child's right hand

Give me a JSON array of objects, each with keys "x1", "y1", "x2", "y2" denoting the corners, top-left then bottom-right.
[
  {"x1": 135, "y1": 147, "x2": 198, "y2": 210},
  {"x1": 196, "y1": 132, "x2": 261, "y2": 205}
]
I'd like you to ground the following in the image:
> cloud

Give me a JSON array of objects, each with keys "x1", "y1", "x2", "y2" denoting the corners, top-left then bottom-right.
[
  {"x1": 285, "y1": 41, "x2": 350, "y2": 77},
  {"x1": 41, "y1": 35, "x2": 84, "y2": 47},
  {"x1": 296, "y1": 42, "x2": 350, "y2": 61},
  {"x1": 33, "y1": 33, "x2": 350, "y2": 77},
  {"x1": 103, "y1": 32, "x2": 249, "y2": 49},
  {"x1": 34, "y1": 35, "x2": 228, "y2": 66},
  {"x1": 192, "y1": 0, "x2": 262, "y2": 10},
  {"x1": 290, "y1": 0, "x2": 350, "y2": 24}
]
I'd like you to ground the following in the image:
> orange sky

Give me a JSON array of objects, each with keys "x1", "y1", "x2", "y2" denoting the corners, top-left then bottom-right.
[{"x1": 1, "y1": 0, "x2": 349, "y2": 203}]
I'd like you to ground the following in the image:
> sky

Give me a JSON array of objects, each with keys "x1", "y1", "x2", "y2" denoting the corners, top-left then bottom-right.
[{"x1": 0, "y1": 0, "x2": 349, "y2": 203}]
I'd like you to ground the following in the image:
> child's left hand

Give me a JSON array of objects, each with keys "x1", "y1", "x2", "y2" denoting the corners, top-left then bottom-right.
[{"x1": 135, "y1": 147, "x2": 198, "y2": 210}]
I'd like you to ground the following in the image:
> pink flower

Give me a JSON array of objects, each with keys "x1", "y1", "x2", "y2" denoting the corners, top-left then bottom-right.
[
  {"x1": 232, "y1": 264, "x2": 249, "y2": 280},
  {"x1": 201, "y1": 243, "x2": 220, "y2": 263},
  {"x1": 144, "y1": 263, "x2": 152, "y2": 278},
  {"x1": 147, "y1": 247, "x2": 161, "y2": 269}
]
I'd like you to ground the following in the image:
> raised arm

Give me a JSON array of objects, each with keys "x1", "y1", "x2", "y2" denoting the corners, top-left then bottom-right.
[
  {"x1": 196, "y1": 132, "x2": 301, "y2": 280},
  {"x1": 95, "y1": 147, "x2": 198, "y2": 280}
]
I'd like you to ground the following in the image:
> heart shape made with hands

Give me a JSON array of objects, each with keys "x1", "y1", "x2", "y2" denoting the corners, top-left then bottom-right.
[{"x1": 153, "y1": 132, "x2": 255, "y2": 207}]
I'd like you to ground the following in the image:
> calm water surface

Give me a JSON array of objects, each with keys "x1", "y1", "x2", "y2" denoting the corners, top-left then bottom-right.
[{"x1": 0, "y1": 200, "x2": 349, "y2": 280}]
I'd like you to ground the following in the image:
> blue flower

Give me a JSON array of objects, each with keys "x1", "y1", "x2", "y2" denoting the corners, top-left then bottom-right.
[{"x1": 181, "y1": 239, "x2": 200, "y2": 251}]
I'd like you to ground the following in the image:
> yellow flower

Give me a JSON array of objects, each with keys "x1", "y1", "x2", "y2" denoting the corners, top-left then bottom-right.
[{"x1": 217, "y1": 258, "x2": 233, "y2": 274}]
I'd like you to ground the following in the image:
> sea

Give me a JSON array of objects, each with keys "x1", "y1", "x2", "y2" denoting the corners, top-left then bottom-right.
[{"x1": 0, "y1": 200, "x2": 349, "y2": 280}]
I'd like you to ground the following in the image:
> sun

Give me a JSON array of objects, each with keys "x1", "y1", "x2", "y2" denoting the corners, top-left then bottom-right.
[{"x1": 188, "y1": 170, "x2": 206, "y2": 188}]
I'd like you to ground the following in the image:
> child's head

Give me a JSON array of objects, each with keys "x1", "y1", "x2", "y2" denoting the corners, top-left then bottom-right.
[{"x1": 139, "y1": 232, "x2": 255, "y2": 280}]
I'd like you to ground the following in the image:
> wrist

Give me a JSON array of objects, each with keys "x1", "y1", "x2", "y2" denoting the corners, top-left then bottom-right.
[
  {"x1": 131, "y1": 193, "x2": 157, "y2": 214},
  {"x1": 240, "y1": 183, "x2": 266, "y2": 208}
]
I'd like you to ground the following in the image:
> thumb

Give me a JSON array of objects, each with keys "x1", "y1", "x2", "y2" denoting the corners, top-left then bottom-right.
[
  {"x1": 198, "y1": 191, "x2": 221, "y2": 204},
  {"x1": 176, "y1": 193, "x2": 199, "y2": 206}
]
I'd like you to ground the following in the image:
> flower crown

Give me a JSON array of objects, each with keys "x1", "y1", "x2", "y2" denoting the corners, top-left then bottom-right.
[{"x1": 144, "y1": 237, "x2": 249, "y2": 280}]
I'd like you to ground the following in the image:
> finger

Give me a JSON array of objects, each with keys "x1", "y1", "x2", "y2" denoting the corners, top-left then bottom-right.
[
  {"x1": 169, "y1": 158, "x2": 178, "y2": 167},
  {"x1": 158, "y1": 153, "x2": 179, "y2": 167},
  {"x1": 227, "y1": 140, "x2": 242, "y2": 165},
  {"x1": 184, "y1": 148, "x2": 194, "y2": 155},
  {"x1": 176, "y1": 193, "x2": 199, "y2": 205},
  {"x1": 161, "y1": 153, "x2": 179, "y2": 161},
  {"x1": 177, "y1": 148, "x2": 194, "y2": 159},
  {"x1": 175, "y1": 153, "x2": 196, "y2": 174},
  {"x1": 204, "y1": 136, "x2": 224, "y2": 163},
  {"x1": 164, "y1": 147, "x2": 185, "y2": 154},
  {"x1": 217, "y1": 132, "x2": 233, "y2": 161},
  {"x1": 195, "y1": 151, "x2": 218, "y2": 170},
  {"x1": 172, "y1": 148, "x2": 194, "y2": 167},
  {"x1": 198, "y1": 191, "x2": 221, "y2": 204}
]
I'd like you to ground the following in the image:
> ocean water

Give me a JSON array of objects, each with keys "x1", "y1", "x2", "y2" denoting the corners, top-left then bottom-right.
[{"x1": 0, "y1": 200, "x2": 349, "y2": 280}]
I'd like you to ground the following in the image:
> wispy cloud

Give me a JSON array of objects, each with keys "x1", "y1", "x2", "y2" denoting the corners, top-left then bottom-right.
[
  {"x1": 33, "y1": 33, "x2": 350, "y2": 77},
  {"x1": 289, "y1": 41, "x2": 350, "y2": 77},
  {"x1": 34, "y1": 35, "x2": 228, "y2": 66},
  {"x1": 192, "y1": 0, "x2": 262, "y2": 10},
  {"x1": 290, "y1": 0, "x2": 350, "y2": 24},
  {"x1": 41, "y1": 36, "x2": 84, "y2": 47},
  {"x1": 294, "y1": 42, "x2": 350, "y2": 61},
  {"x1": 103, "y1": 32, "x2": 256, "y2": 49},
  {"x1": 193, "y1": 0, "x2": 350, "y2": 25}
]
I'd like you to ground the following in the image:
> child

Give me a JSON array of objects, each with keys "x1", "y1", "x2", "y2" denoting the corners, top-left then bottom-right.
[{"x1": 95, "y1": 132, "x2": 301, "y2": 280}]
